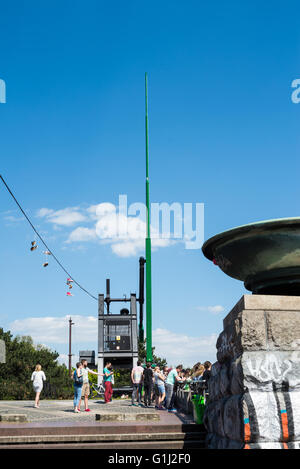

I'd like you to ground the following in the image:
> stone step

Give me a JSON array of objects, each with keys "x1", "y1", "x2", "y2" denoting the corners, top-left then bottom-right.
[
  {"x1": 0, "y1": 423, "x2": 205, "y2": 437},
  {"x1": 0, "y1": 439, "x2": 206, "y2": 449},
  {"x1": 0, "y1": 414, "x2": 27, "y2": 423},
  {"x1": 0, "y1": 431, "x2": 206, "y2": 445}
]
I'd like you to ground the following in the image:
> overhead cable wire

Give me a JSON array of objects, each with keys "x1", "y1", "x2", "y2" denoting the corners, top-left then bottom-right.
[{"x1": 0, "y1": 174, "x2": 98, "y2": 301}]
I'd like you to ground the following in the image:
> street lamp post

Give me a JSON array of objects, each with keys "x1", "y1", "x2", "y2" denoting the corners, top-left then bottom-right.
[{"x1": 68, "y1": 317, "x2": 75, "y2": 377}]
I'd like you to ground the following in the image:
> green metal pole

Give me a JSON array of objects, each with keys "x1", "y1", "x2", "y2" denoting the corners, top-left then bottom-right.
[{"x1": 145, "y1": 73, "x2": 153, "y2": 362}]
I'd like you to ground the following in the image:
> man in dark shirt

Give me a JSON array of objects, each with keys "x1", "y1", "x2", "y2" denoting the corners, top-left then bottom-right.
[{"x1": 143, "y1": 362, "x2": 153, "y2": 407}]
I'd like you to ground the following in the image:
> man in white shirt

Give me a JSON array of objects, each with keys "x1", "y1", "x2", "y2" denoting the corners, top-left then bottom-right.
[
  {"x1": 131, "y1": 360, "x2": 144, "y2": 406},
  {"x1": 78, "y1": 359, "x2": 103, "y2": 412}
]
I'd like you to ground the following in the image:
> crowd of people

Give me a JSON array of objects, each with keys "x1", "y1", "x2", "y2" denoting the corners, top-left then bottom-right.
[
  {"x1": 30, "y1": 359, "x2": 212, "y2": 414},
  {"x1": 130, "y1": 360, "x2": 212, "y2": 413}
]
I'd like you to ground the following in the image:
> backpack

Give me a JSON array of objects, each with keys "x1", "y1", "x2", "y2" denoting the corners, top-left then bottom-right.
[{"x1": 73, "y1": 370, "x2": 83, "y2": 385}]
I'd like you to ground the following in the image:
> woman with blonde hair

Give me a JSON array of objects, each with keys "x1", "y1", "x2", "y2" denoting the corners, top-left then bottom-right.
[
  {"x1": 192, "y1": 364, "x2": 205, "y2": 381},
  {"x1": 153, "y1": 366, "x2": 166, "y2": 410},
  {"x1": 31, "y1": 364, "x2": 46, "y2": 408}
]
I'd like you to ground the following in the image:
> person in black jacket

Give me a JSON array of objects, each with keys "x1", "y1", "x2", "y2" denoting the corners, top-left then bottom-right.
[
  {"x1": 202, "y1": 361, "x2": 212, "y2": 385},
  {"x1": 143, "y1": 362, "x2": 153, "y2": 407}
]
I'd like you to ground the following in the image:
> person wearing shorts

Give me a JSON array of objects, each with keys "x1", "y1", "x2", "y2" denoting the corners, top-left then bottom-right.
[
  {"x1": 153, "y1": 366, "x2": 166, "y2": 410},
  {"x1": 78, "y1": 359, "x2": 103, "y2": 412},
  {"x1": 31, "y1": 364, "x2": 46, "y2": 408}
]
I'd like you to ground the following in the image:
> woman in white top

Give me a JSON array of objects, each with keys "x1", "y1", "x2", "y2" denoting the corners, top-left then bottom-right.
[
  {"x1": 31, "y1": 364, "x2": 46, "y2": 408},
  {"x1": 153, "y1": 367, "x2": 166, "y2": 409}
]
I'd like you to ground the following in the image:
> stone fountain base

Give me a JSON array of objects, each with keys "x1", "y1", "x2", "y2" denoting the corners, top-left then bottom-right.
[{"x1": 204, "y1": 295, "x2": 300, "y2": 449}]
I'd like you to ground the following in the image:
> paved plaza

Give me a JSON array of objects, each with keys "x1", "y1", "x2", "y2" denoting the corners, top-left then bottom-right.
[{"x1": 0, "y1": 398, "x2": 161, "y2": 424}]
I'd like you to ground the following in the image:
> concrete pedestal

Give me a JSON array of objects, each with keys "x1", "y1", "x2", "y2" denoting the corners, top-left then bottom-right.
[{"x1": 204, "y1": 295, "x2": 300, "y2": 449}]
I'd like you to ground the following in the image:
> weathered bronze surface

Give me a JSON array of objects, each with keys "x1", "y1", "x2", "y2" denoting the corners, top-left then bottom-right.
[{"x1": 202, "y1": 217, "x2": 300, "y2": 295}]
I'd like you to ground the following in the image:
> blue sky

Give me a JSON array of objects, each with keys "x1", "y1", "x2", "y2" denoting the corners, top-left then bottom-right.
[{"x1": 0, "y1": 1, "x2": 300, "y2": 366}]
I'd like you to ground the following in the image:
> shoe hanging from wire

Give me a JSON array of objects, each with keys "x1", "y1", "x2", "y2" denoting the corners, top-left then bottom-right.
[
  {"x1": 66, "y1": 278, "x2": 74, "y2": 295},
  {"x1": 67, "y1": 277, "x2": 73, "y2": 289},
  {"x1": 30, "y1": 241, "x2": 38, "y2": 252},
  {"x1": 0, "y1": 174, "x2": 98, "y2": 302},
  {"x1": 43, "y1": 250, "x2": 51, "y2": 267}
]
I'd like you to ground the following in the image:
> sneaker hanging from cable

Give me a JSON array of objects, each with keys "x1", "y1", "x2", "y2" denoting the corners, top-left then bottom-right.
[
  {"x1": 43, "y1": 250, "x2": 51, "y2": 267},
  {"x1": 30, "y1": 241, "x2": 38, "y2": 251}
]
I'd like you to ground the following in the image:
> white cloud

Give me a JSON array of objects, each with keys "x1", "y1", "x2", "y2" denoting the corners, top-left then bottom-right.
[
  {"x1": 153, "y1": 328, "x2": 218, "y2": 368},
  {"x1": 37, "y1": 208, "x2": 54, "y2": 218},
  {"x1": 67, "y1": 227, "x2": 97, "y2": 243},
  {"x1": 197, "y1": 305, "x2": 225, "y2": 315},
  {"x1": 37, "y1": 201, "x2": 180, "y2": 257},
  {"x1": 92, "y1": 203, "x2": 117, "y2": 219},
  {"x1": 56, "y1": 353, "x2": 78, "y2": 368},
  {"x1": 56, "y1": 353, "x2": 69, "y2": 367},
  {"x1": 37, "y1": 207, "x2": 87, "y2": 226},
  {"x1": 67, "y1": 206, "x2": 176, "y2": 257},
  {"x1": 10, "y1": 315, "x2": 98, "y2": 344},
  {"x1": 8, "y1": 316, "x2": 218, "y2": 368},
  {"x1": 1, "y1": 210, "x2": 25, "y2": 224}
]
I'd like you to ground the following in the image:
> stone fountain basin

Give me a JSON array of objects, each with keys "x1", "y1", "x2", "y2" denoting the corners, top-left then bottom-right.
[{"x1": 202, "y1": 217, "x2": 300, "y2": 294}]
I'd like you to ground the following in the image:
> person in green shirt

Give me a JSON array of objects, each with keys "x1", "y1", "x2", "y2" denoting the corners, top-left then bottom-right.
[
  {"x1": 165, "y1": 364, "x2": 184, "y2": 412},
  {"x1": 103, "y1": 362, "x2": 114, "y2": 403}
]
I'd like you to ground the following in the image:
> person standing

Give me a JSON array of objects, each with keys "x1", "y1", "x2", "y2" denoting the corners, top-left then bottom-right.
[
  {"x1": 31, "y1": 364, "x2": 46, "y2": 408},
  {"x1": 143, "y1": 362, "x2": 153, "y2": 407},
  {"x1": 165, "y1": 364, "x2": 184, "y2": 412},
  {"x1": 73, "y1": 362, "x2": 83, "y2": 413},
  {"x1": 161, "y1": 366, "x2": 169, "y2": 407},
  {"x1": 192, "y1": 364, "x2": 205, "y2": 381},
  {"x1": 153, "y1": 366, "x2": 166, "y2": 410},
  {"x1": 202, "y1": 361, "x2": 212, "y2": 383},
  {"x1": 131, "y1": 360, "x2": 144, "y2": 406},
  {"x1": 78, "y1": 359, "x2": 103, "y2": 412},
  {"x1": 103, "y1": 362, "x2": 114, "y2": 404}
]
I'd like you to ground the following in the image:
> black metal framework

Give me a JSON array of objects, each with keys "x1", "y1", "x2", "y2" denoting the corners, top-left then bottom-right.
[
  {"x1": 103, "y1": 318, "x2": 131, "y2": 352},
  {"x1": 98, "y1": 281, "x2": 139, "y2": 374}
]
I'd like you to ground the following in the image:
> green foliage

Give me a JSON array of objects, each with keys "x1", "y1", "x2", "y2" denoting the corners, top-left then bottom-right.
[
  {"x1": 88, "y1": 370, "x2": 98, "y2": 386},
  {"x1": 113, "y1": 368, "x2": 131, "y2": 387},
  {"x1": 138, "y1": 339, "x2": 167, "y2": 368},
  {"x1": 0, "y1": 328, "x2": 73, "y2": 400}
]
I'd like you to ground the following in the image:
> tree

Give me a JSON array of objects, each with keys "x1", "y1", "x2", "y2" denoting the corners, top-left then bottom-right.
[
  {"x1": 138, "y1": 339, "x2": 167, "y2": 368},
  {"x1": 0, "y1": 328, "x2": 73, "y2": 400}
]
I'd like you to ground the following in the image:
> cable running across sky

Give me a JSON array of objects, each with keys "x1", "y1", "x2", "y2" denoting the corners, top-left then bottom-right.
[{"x1": 0, "y1": 174, "x2": 97, "y2": 301}]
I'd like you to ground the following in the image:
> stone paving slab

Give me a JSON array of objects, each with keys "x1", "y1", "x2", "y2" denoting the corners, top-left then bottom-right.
[
  {"x1": 0, "y1": 399, "x2": 194, "y2": 428},
  {"x1": 0, "y1": 399, "x2": 158, "y2": 424}
]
